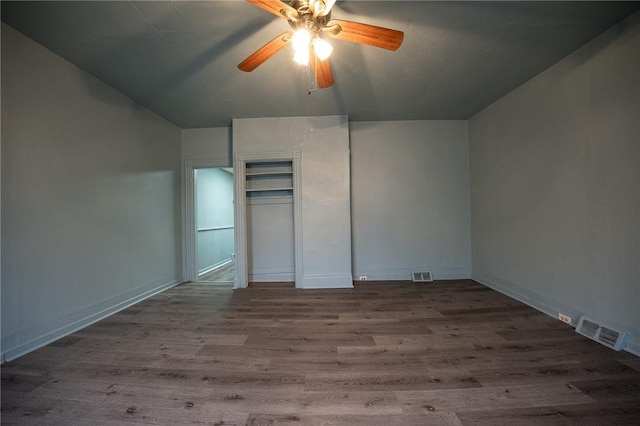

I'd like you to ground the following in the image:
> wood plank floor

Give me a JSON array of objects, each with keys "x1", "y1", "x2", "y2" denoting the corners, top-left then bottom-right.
[
  {"x1": 197, "y1": 261, "x2": 235, "y2": 283},
  {"x1": 2, "y1": 280, "x2": 639, "y2": 425}
]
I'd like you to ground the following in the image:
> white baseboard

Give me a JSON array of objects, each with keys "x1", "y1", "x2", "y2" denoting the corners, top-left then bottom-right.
[
  {"x1": 1, "y1": 278, "x2": 182, "y2": 362},
  {"x1": 472, "y1": 272, "x2": 640, "y2": 358},
  {"x1": 626, "y1": 343, "x2": 640, "y2": 357},
  {"x1": 301, "y1": 274, "x2": 354, "y2": 289},
  {"x1": 472, "y1": 272, "x2": 560, "y2": 319},
  {"x1": 352, "y1": 266, "x2": 471, "y2": 281},
  {"x1": 198, "y1": 258, "x2": 233, "y2": 276},
  {"x1": 249, "y1": 272, "x2": 295, "y2": 282}
]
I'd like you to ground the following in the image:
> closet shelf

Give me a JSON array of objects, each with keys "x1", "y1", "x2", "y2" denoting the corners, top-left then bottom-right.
[
  {"x1": 245, "y1": 160, "x2": 294, "y2": 195},
  {"x1": 246, "y1": 171, "x2": 293, "y2": 177},
  {"x1": 246, "y1": 187, "x2": 293, "y2": 192}
]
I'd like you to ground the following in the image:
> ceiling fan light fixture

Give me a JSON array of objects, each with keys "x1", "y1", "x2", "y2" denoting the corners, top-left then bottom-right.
[
  {"x1": 293, "y1": 47, "x2": 310, "y2": 65},
  {"x1": 292, "y1": 29, "x2": 311, "y2": 51},
  {"x1": 292, "y1": 29, "x2": 311, "y2": 65},
  {"x1": 312, "y1": 37, "x2": 333, "y2": 61}
]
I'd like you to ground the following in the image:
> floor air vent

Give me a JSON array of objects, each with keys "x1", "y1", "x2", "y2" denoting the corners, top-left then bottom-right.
[
  {"x1": 576, "y1": 316, "x2": 629, "y2": 351},
  {"x1": 412, "y1": 271, "x2": 433, "y2": 282}
]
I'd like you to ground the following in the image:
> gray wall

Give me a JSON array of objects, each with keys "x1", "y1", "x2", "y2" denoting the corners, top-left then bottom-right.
[
  {"x1": 182, "y1": 127, "x2": 231, "y2": 164},
  {"x1": 469, "y1": 12, "x2": 640, "y2": 355},
  {"x1": 183, "y1": 127, "x2": 297, "y2": 282},
  {"x1": 1, "y1": 24, "x2": 183, "y2": 361},
  {"x1": 196, "y1": 168, "x2": 234, "y2": 275},
  {"x1": 233, "y1": 116, "x2": 353, "y2": 288},
  {"x1": 350, "y1": 121, "x2": 471, "y2": 280},
  {"x1": 182, "y1": 120, "x2": 472, "y2": 283}
]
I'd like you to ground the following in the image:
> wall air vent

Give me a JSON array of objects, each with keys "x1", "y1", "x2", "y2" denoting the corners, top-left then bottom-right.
[
  {"x1": 412, "y1": 271, "x2": 433, "y2": 282},
  {"x1": 576, "y1": 316, "x2": 629, "y2": 351}
]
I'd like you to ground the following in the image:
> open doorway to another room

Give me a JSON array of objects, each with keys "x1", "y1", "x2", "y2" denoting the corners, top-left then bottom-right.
[{"x1": 194, "y1": 167, "x2": 235, "y2": 284}]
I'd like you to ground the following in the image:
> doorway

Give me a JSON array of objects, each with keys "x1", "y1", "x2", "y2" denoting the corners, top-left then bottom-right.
[{"x1": 190, "y1": 166, "x2": 235, "y2": 283}]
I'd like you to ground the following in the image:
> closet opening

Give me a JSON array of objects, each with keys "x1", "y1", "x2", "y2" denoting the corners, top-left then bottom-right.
[
  {"x1": 246, "y1": 161, "x2": 294, "y2": 285},
  {"x1": 233, "y1": 152, "x2": 302, "y2": 288}
]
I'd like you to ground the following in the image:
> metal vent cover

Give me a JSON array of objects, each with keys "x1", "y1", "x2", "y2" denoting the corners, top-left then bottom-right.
[
  {"x1": 576, "y1": 316, "x2": 629, "y2": 351},
  {"x1": 412, "y1": 271, "x2": 433, "y2": 282}
]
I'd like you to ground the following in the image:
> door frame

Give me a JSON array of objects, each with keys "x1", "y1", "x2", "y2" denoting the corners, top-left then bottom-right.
[
  {"x1": 183, "y1": 159, "x2": 232, "y2": 282},
  {"x1": 233, "y1": 151, "x2": 302, "y2": 288}
]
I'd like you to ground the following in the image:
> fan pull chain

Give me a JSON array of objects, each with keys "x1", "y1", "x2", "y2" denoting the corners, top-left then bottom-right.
[{"x1": 307, "y1": 57, "x2": 317, "y2": 95}]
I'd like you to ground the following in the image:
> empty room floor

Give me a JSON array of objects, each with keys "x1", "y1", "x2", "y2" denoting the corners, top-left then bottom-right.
[
  {"x1": 2, "y1": 280, "x2": 639, "y2": 425},
  {"x1": 197, "y1": 261, "x2": 235, "y2": 283}
]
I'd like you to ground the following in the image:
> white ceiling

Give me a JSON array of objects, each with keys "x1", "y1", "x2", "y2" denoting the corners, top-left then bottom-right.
[{"x1": 2, "y1": 1, "x2": 639, "y2": 128}]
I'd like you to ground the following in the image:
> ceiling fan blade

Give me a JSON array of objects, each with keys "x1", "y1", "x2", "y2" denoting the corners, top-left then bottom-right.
[
  {"x1": 312, "y1": 55, "x2": 334, "y2": 88},
  {"x1": 325, "y1": 19, "x2": 404, "y2": 51},
  {"x1": 238, "y1": 32, "x2": 292, "y2": 72},
  {"x1": 246, "y1": 0, "x2": 298, "y2": 20}
]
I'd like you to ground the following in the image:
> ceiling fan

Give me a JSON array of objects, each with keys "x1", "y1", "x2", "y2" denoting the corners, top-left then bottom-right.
[{"x1": 238, "y1": 0, "x2": 404, "y2": 89}]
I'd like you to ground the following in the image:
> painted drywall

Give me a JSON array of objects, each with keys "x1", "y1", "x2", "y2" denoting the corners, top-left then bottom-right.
[
  {"x1": 469, "y1": 11, "x2": 640, "y2": 355},
  {"x1": 233, "y1": 116, "x2": 353, "y2": 288},
  {"x1": 1, "y1": 23, "x2": 183, "y2": 361},
  {"x1": 182, "y1": 127, "x2": 232, "y2": 164},
  {"x1": 184, "y1": 120, "x2": 472, "y2": 283},
  {"x1": 195, "y1": 168, "x2": 234, "y2": 275},
  {"x1": 247, "y1": 197, "x2": 295, "y2": 281},
  {"x1": 350, "y1": 121, "x2": 471, "y2": 280}
]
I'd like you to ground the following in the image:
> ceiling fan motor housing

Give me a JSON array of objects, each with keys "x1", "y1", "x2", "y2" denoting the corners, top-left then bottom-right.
[{"x1": 288, "y1": 0, "x2": 331, "y2": 33}]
